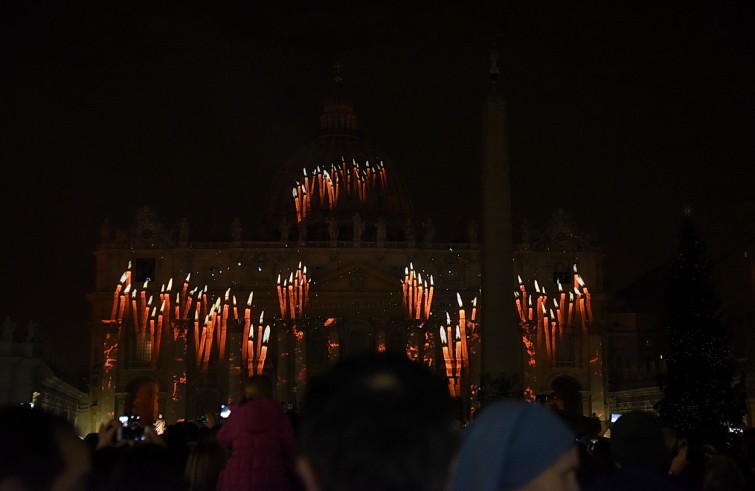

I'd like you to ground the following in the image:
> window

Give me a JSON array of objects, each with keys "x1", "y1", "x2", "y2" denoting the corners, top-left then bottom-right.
[
  {"x1": 386, "y1": 329, "x2": 405, "y2": 354},
  {"x1": 309, "y1": 330, "x2": 326, "y2": 365},
  {"x1": 134, "y1": 258, "x2": 156, "y2": 284},
  {"x1": 135, "y1": 332, "x2": 152, "y2": 366},
  {"x1": 552, "y1": 262, "x2": 571, "y2": 287},
  {"x1": 555, "y1": 332, "x2": 575, "y2": 366},
  {"x1": 347, "y1": 329, "x2": 369, "y2": 356}
]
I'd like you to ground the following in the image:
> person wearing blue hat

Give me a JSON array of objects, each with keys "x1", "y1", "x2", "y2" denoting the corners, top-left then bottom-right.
[{"x1": 450, "y1": 400, "x2": 580, "y2": 491}]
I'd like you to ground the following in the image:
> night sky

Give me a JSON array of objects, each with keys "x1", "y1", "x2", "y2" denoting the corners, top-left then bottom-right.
[{"x1": 2, "y1": 2, "x2": 754, "y2": 381}]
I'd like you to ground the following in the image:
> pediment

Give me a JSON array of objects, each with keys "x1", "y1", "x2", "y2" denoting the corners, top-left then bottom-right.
[{"x1": 314, "y1": 261, "x2": 401, "y2": 293}]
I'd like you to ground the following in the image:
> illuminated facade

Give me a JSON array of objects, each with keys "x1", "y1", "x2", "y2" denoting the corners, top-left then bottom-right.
[{"x1": 86, "y1": 73, "x2": 609, "y2": 433}]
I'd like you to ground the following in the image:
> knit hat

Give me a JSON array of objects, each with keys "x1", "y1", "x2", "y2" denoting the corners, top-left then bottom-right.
[
  {"x1": 451, "y1": 400, "x2": 576, "y2": 491},
  {"x1": 609, "y1": 411, "x2": 667, "y2": 472}
]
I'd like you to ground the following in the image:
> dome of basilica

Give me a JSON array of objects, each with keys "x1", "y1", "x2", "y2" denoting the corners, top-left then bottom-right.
[{"x1": 263, "y1": 73, "x2": 415, "y2": 242}]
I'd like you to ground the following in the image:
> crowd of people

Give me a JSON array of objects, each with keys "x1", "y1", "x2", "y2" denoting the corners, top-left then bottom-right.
[{"x1": 1, "y1": 351, "x2": 754, "y2": 491}]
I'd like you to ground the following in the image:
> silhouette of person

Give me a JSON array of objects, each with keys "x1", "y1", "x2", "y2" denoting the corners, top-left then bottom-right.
[
  {"x1": 376, "y1": 217, "x2": 386, "y2": 245},
  {"x1": 450, "y1": 400, "x2": 579, "y2": 491},
  {"x1": 216, "y1": 375, "x2": 298, "y2": 491},
  {"x1": 179, "y1": 218, "x2": 190, "y2": 242},
  {"x1": 2, "y1": 317, "x2": 15, "y2": 341},
  {"x1": 404, "y1": 218, "x2": 416, "y2": 244},
  {"x1": 279, "y1": 217, "x2": 291, "y2": 242},
  {"x1": 423, "y1": 218, "x2": 435, "y2": 246},
  {"x1": 185, "y1": 437, "x2": 228, "y2": 491},
  {"x1": 25, "y1": 320, "x2": 36, "y2": 343},
  {"x1": 0, "y1": 404, "x2": 92, "y2": 491},
  {"x1": 588, "y1": 411, "x2": 684, "y2": 490},
  {"x1": 298, "y1": 221, "x2": 307, "y2": 243},
  {"x1": 327, "y1": 216, "x2": 339, "y2": 242},
  {"x1": 296, "y1": 352, "x2": 458, "y2": 491},
  {"x1": 101, "y1": 218, "x2": 112, "y2": 244},
  {"x1": 352, "y1": 213, "x2": 364, "y2": 242},
  {"x1": 467, "y1": 221, "x2": 478, "y2": 243},
  {"x1": 231, "y1": 218, "x2": 242, "y2": 241}
]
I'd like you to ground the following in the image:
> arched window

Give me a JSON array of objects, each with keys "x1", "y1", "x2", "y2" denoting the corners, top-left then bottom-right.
[
  {"x1": 347, "y1": 329, "x2": 369, "y2": 356},
  {"x1": 134, "y1": 332, "x2": 151, "y2": 367},
  {"x1": 309, "y1": 329, "x2": 326, "y2": 365}
]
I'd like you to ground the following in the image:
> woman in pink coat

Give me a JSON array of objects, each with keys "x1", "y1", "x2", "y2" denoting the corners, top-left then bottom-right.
[{"x1": 216, "y1": 375, "x2": 298, "y2": 491}]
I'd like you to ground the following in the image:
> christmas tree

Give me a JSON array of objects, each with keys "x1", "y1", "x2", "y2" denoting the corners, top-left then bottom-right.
[{"x1": 657, "y1": 213, "x2": 746, "y2": 435}]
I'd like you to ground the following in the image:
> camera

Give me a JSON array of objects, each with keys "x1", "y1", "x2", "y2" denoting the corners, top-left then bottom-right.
[
  {"x1": 117, "y1": 415, "x2": 146, "y2": 441},
  {"x1": 219, "y1": 404, "x2": 231, "y2": 419},
  {"x1": 535, "y1": 394, "x2": 551, "y2": 406}
]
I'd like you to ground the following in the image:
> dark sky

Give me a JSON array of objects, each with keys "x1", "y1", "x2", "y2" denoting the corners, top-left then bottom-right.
[{"x1": 2, "y1": 2, "x2": 754, "y2": 379}]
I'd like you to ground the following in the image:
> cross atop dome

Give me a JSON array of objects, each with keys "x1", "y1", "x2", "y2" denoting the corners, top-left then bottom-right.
[{"x1": 320, "y1": 63, "x2": 357, "y2": 134}]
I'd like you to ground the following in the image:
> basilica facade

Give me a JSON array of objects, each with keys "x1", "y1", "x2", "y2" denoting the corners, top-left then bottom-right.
[{"x1": 86, "y1": 72, "x2": 608, "y2": 433}]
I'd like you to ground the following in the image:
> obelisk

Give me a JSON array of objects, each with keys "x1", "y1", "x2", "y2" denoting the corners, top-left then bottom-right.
[{"x1": 481, "y1": 49, "x2": 521, "y2": 395}]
